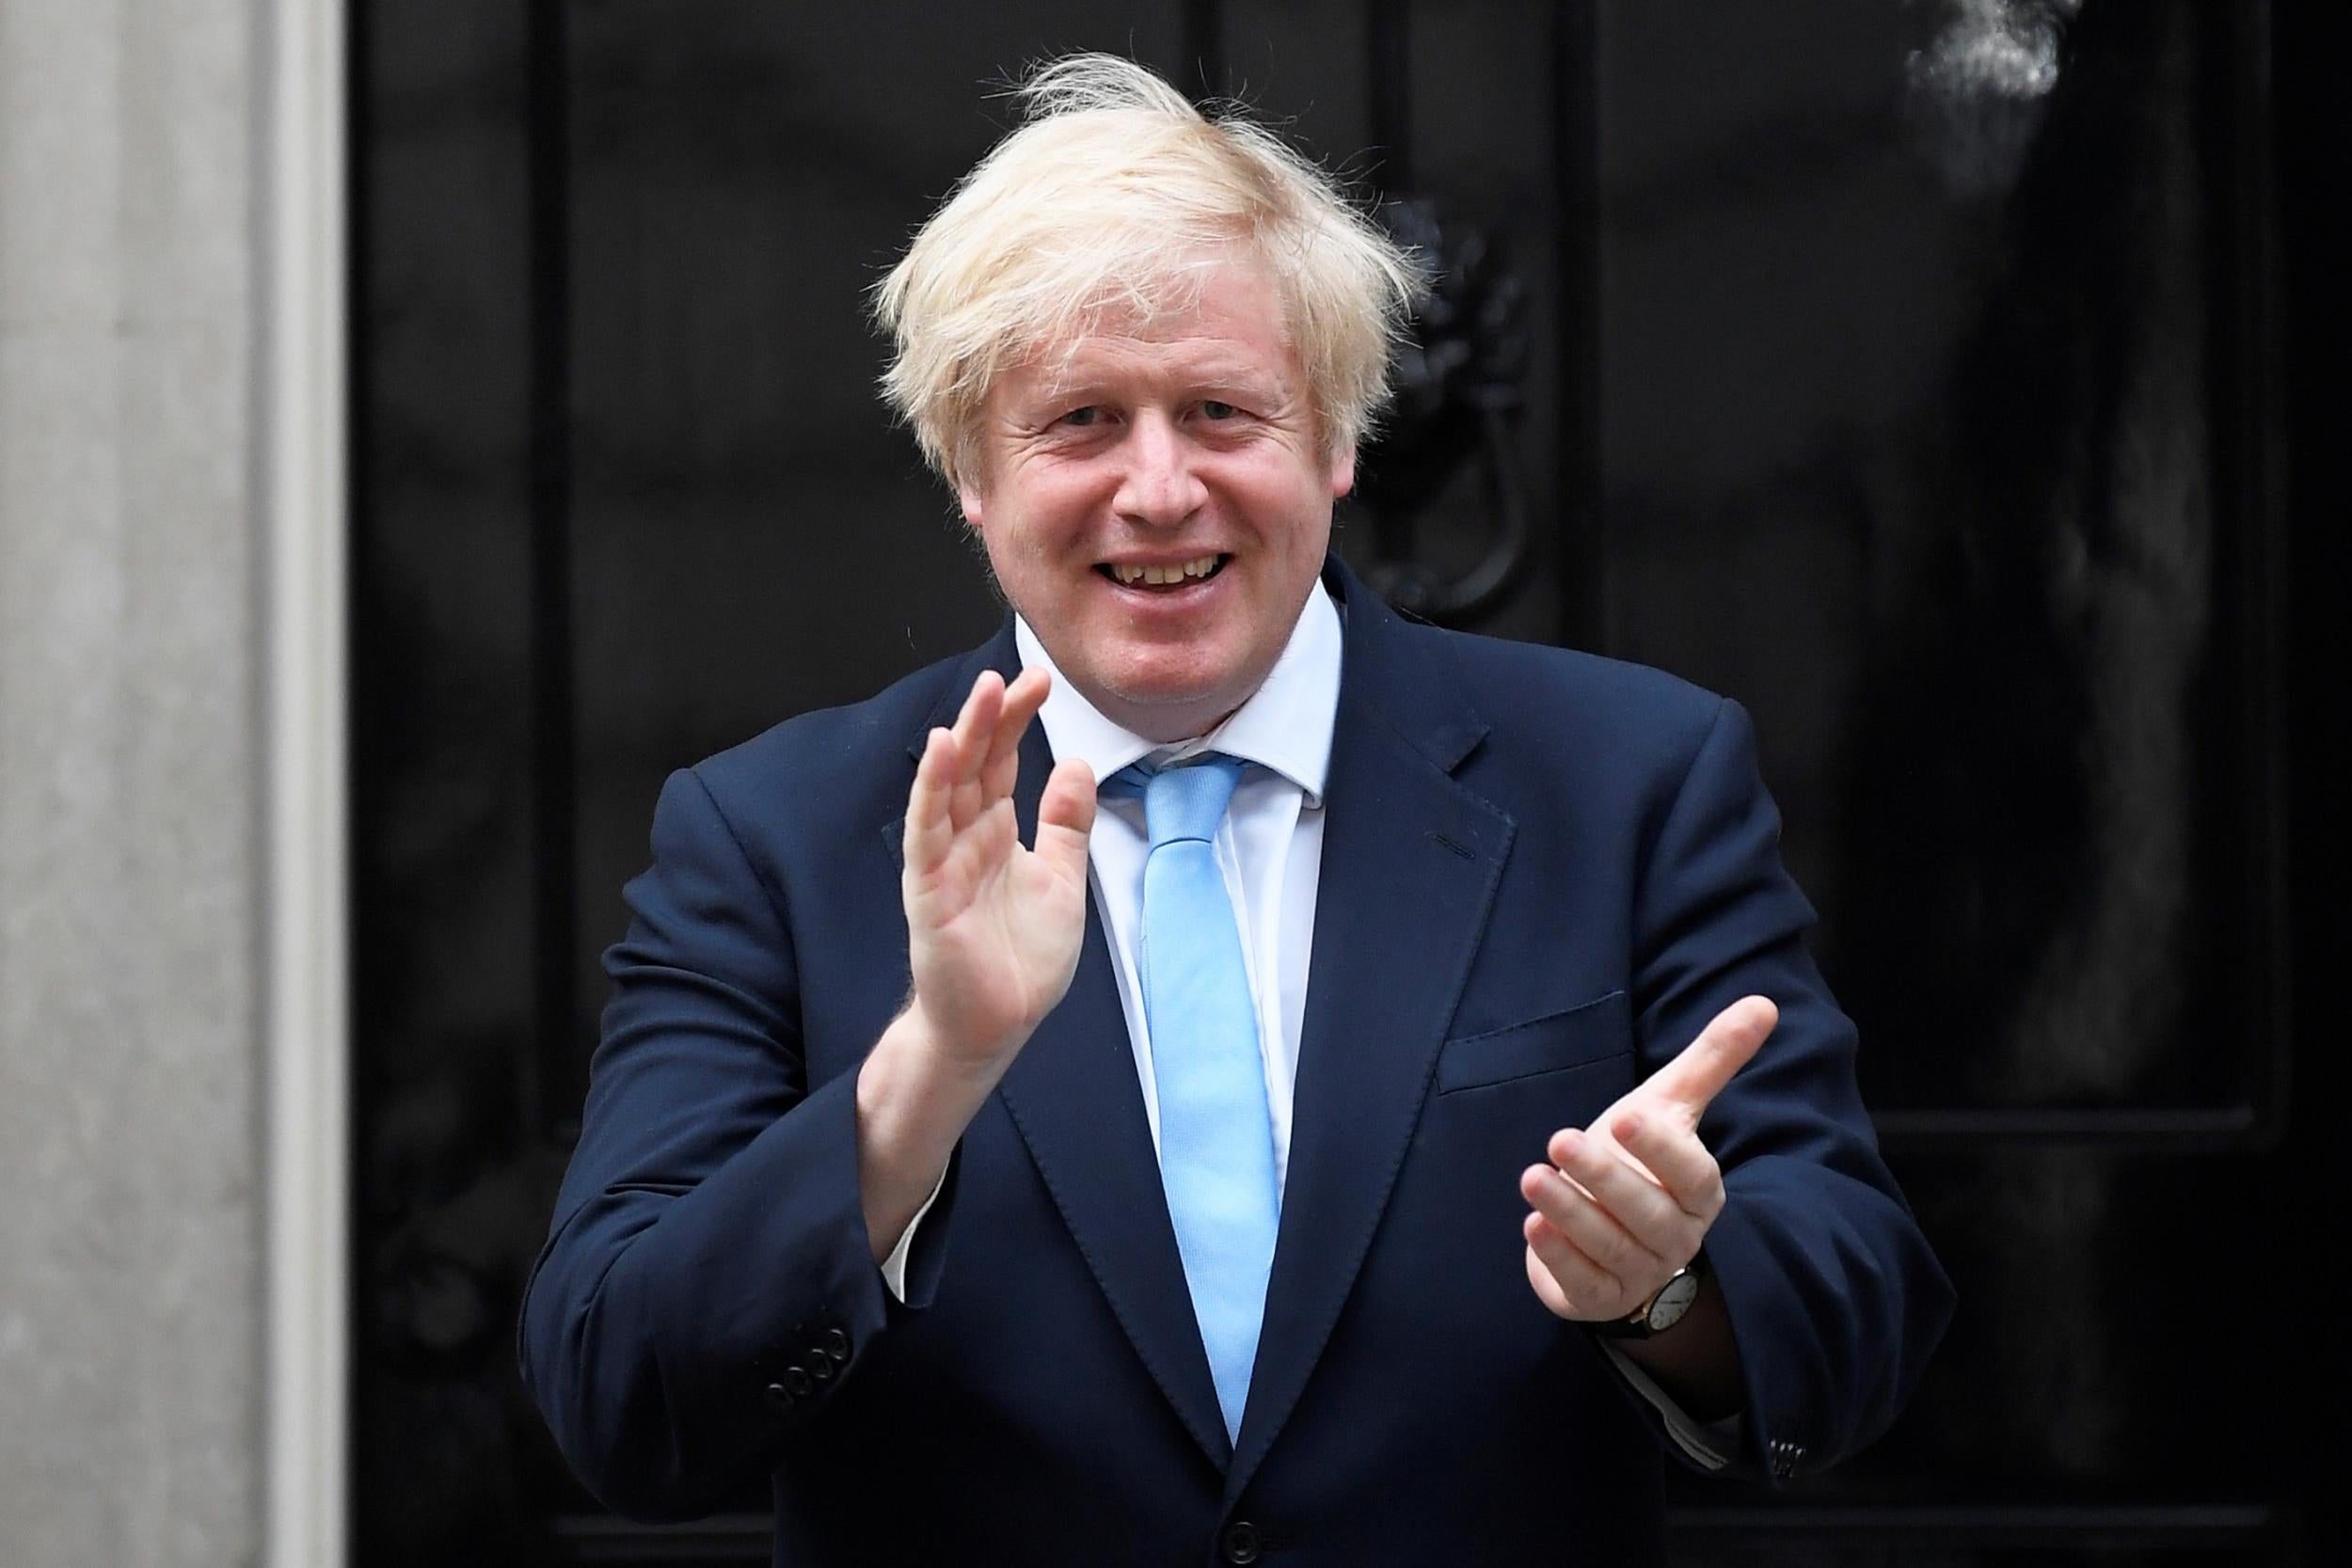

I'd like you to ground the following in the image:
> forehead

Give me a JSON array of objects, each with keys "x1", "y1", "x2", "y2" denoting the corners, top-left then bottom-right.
[{"x1": 1001, "y1": 255, "x2": 1299, "y2": 404}]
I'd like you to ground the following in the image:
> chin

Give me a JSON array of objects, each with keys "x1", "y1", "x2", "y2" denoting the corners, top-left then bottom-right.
[
  {"x1": 1099, "y1": 651, "x2": 1241, "y2": 704},
  {"x1": 1089, "y1": 660, "x2": 1248, "y2": 735}
]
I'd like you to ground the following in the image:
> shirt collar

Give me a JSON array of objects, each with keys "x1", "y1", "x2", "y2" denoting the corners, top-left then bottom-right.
[{"x1": 1013, "y1": 577, "x2": 1343, "y2": 808}]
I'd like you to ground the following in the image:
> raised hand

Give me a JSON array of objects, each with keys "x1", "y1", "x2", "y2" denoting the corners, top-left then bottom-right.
[
  {"x1": 1519, "y1": 995, "x2": 1776, "y2": 1324},
  {"x1": 900, "y1": 667, "x2": 1097, "y2": 1071},
  {"x1": 858, "y1": 668, "x2": 1096, "y2": 1260}
]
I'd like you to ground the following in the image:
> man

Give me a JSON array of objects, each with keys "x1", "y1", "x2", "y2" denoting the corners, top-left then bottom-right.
[{"x1": 520, "y1": 55, "x2": 1951, "y2": 1565}]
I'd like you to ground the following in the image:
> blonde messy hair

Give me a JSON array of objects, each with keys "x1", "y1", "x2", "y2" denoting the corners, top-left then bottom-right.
[{"x1": 873, "y1": 54, "x2": 1424, "y2": 490}]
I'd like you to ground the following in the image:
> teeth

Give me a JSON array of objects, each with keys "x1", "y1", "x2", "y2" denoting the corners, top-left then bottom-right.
[{"x1": 1110, "y1": 555, "x2": 1220, "y2": 586}]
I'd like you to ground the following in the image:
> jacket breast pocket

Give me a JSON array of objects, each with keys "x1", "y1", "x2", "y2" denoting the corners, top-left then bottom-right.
[{"x1": 1436, "y1": 989, "x2": 1633, "y2": 1095}]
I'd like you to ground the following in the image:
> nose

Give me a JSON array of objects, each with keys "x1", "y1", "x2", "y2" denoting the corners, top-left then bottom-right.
[{"x1": 1111, "y1": 409, "x2": 1209, "y2": 528}]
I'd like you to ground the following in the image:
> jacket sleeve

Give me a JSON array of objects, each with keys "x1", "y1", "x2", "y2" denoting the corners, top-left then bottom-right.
[
  {"x1": 1629, "y1": 698, "x2": 1954, "y2": 1485},
  {"x1": 516, "y1": 765, "x2": 955, "y2": 1521}
]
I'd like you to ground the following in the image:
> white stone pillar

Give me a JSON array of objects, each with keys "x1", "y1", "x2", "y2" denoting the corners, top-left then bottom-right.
[{"x1": 0, "y1": 1, "x2": 346, "y2": 1562}]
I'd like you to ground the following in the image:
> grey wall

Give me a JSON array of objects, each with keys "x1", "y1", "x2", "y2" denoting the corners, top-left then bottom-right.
[{"x1": 0, "y1": 3, "x2": 265, "y2": 1563}]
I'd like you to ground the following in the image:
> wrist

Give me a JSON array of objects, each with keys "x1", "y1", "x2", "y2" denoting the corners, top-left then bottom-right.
[
  {"x1": 858, "y1": 1003, "x2": 1005, "y2": 1174},
  {"x1": 1610, "y1": 1266, "x2": 1745, "y2": 1421},
  {"x1": 862, "y1": 1004, "x2": 986, "y2": 1130},
  {"x1": 1592, "y1": 1251, "x2": 1708, "y2": 1341},
  {"x1": 900, "y1": 991, "x2": 1029, "y2": 1081},
  {"x1": 854, "y1": 1006, "x2": 997, "y2": 1264}
]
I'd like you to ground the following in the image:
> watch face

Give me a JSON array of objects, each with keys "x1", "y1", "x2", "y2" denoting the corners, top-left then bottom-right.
[{"x1": 1648, "y1": 1272, "x2": 1701, "y2": 1331}]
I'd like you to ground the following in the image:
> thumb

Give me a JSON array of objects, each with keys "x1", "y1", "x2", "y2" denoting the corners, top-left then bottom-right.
[{"x1": 1644, "y1": 994, "x2": 1776, "y2": 1125}]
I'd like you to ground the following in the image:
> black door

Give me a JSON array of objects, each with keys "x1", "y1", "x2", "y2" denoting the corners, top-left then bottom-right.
[{"x1": 350, "y1": 3, "x2": 2342, "y2": 1561}]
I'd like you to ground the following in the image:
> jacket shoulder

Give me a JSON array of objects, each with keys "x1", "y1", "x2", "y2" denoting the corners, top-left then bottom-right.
[
  {"x1": 1399, "y1": 620, "x2": 1727, "y2": 755},
  {"x1": 681, "y1": 646, "x2": 979, "y2": 829}
]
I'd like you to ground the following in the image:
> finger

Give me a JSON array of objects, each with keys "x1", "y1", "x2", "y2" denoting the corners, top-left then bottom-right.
[
  {"x1": 949, "y1": 671, "x2": 1007, "y2": 792},
  {"x1": 981, "y1": 668, "x2": 1050, "y2": 797},
  {"x1": 1033, "y1": 757, "x2": 1098, "y2": 881},
  {"x1": 908, "y1": 669, "x2": 1014, "y2": 873},
  {"x1": 903, "y1": 726, "x2": 956, "y2": 873},
  {"x1": 993, "y1": 667, "x2": 1050, "y2": 753},
  {"x1": 1605, "y1": 1107, "x2": 1725, "y2": 1224},
  {"x1": 1543, "y1": 1128, "x2": 1685, "y2": 1261},
  {"x1": 938, "y1": 675, "x2": 1006, "y2": 835},
  {"x1": 1523, "y1": 1238, "x2": 1578, "y2": 1319},
  {"x1": 1522, "y1": 1159, "x2": 1668, "y2": 1285},
  {"x1": 1522, "y1": 1209, "x2": 1621, "y2": 1319},
  {"x1": 1642, "y1": 994, "x2": 1776, "y2": 1125},
  {"x1": 1551, "y1": 1117, "x2": 1661, "y2": 1189}
]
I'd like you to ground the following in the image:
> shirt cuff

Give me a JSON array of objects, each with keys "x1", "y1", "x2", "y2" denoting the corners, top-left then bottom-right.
[
  {"x1": 879, "y1": 1166, "x2": 950, "y2": 1302},
  {"x1": 1599, "y1": 1341, "x2": 1740, "y2": 1471}
]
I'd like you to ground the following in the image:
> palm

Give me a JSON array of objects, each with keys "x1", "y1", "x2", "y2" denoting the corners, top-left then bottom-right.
[{"x1": 901, "y1": 669, "x2": 1096, "y2": 1067}]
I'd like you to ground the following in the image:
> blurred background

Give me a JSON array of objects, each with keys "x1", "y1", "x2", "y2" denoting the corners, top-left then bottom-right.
[{"x1": 3, "y1": 1, "x2": 2344, "y2": 1563}]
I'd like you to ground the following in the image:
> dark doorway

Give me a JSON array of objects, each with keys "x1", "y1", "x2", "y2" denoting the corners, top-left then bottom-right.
[{"x1": 350, "y1": 3, "x2": 2332, "y2": 1561}]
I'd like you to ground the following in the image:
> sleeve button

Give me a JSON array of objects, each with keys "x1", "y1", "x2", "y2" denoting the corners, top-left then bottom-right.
[
  {"x1": 823, "y1": 1327, "x2": 852, "y2": 1361},
  {"x1": 763, "y1": 1382, "x2": 795, "y2": 1409},
  {"x1": 783, "y1": 1367, "x2": 814, "y2": 1398}
]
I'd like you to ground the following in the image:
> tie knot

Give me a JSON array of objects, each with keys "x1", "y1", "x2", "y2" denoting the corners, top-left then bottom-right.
[{"x1": 1116, "y1": 753, "x2": 1244, "y2": 849}]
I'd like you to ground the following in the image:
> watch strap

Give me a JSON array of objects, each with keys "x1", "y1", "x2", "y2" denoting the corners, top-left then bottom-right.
[{"x1": 1589, "y1": 1252, "x2": 1707, "y2": 1340}]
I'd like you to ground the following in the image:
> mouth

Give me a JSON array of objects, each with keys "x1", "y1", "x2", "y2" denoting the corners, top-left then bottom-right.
[{"x1": 1094, "y1": 553, "x2": 1232, "y2": 593}]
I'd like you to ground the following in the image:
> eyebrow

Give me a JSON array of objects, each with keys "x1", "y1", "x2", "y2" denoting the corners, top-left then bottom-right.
[{"x1": 1023, "y1": 362, "x2": 1292, "y2": 412}]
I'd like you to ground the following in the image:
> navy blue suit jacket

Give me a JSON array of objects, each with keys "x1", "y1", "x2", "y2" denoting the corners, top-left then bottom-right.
[{"x1": 520, "y1": 558, "x2": 1952, "y2": 1565}]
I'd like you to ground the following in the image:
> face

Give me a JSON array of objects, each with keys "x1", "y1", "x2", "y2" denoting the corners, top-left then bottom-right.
[{"x1": 958, "y1": 254, "x2": 1355, "y2": 744}]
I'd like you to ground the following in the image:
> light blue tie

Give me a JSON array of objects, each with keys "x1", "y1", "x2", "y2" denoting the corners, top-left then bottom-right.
[{"x1": 1119, "y1": 754, "x2": 1279, "y2": 1444}]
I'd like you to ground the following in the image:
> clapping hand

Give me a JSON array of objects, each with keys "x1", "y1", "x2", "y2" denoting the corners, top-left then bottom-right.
[
  {"x1": 900, "y1": 668, "x2": 1097, "y2": 1070},
  {"x1": 1519, "y1": 996, "x2": 1776, "y2": 1325}
]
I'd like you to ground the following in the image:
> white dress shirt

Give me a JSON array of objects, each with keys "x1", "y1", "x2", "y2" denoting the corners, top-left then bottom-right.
[
  {"x1": 881, "y1": 578, "x2": 1730, "y2": 1468},
  {"x1": 1017, "y1": 579, "x2": 1342, "y2": 1192}
]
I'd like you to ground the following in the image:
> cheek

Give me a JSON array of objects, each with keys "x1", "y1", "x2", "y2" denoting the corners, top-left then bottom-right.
[
  {"x1": 1006, "y1": 475, "x2": 1107, "y2": 555},
  {"x1": 1273, "y1": 484, "x2": 1334, "y2": 565}
]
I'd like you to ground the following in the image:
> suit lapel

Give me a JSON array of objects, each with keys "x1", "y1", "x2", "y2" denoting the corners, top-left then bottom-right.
[
  {"x1": 886, "y1": 629, "x2": 1233, "y2": 1469},
  {"x1": 1224, "y1": 562, "x2": 1515, "y2": 1504},
  {"x1": 996, "y1": 849, "x2": 1236, "y2": 1468},
  {"x1": 887, "y1": 571, "x2": 1514, "y2": 1491}
]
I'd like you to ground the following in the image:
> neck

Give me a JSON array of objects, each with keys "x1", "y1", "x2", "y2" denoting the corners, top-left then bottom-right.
[{"x1": 1091, "y1": 690, "x2": 1247, "y2": 748}]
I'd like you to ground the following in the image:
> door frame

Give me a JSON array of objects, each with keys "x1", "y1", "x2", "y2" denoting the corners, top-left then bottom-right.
[{"x1": 262, "y1": 2, "x2": 351, "y2": 1564}]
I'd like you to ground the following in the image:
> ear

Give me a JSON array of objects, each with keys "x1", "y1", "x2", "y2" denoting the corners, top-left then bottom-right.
[
  {"x1": 957, "y1": 481, "x2": 986, "y2": 531},
  {"x1": 1326, "y1": 443, "x2": 1357, "y2": 500}
]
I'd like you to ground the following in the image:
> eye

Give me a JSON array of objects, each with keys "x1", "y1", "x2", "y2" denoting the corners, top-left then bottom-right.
[
  {"x1": 1057, "y1": 405, "x2": 1103, "y2": 429},
  {"x1": 1200, "y1": 400, "x2": 1239, "y2": 420}
]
